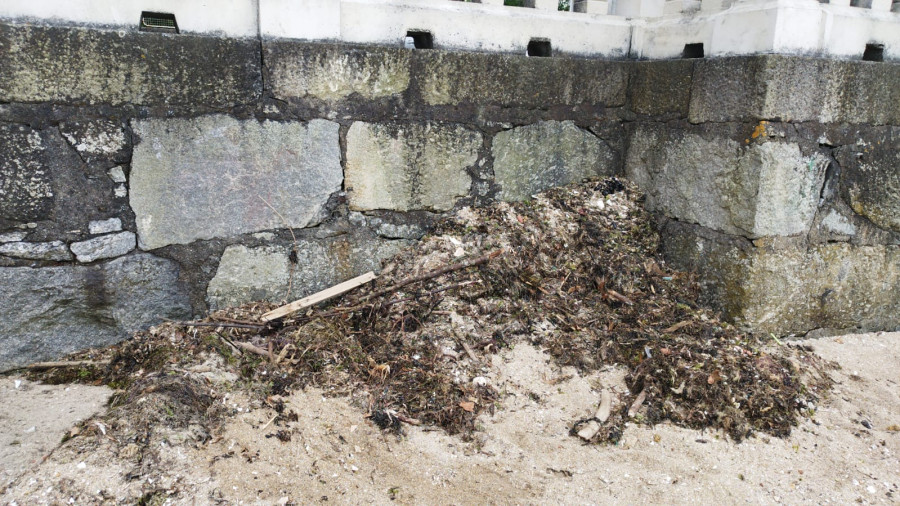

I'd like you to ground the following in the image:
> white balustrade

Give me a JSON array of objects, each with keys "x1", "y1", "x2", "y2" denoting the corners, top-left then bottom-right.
[{"x1": 0, "y1": 0, "x2": 896, "y2": 61}]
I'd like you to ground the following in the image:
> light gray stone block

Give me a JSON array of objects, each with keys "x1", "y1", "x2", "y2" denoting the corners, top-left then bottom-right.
[
  {"x1": 70, "y1": 231, "x2": 136, "y2": 263},
  {"x1": 0, "y1": 231, "x2": 27, "y2": 243},
  {"x1": 661, "y1": 220, "x2": 900, "y2": 335},
  {"x1": 107, "y1": 167, "x2": 127, "y2": 183},
  {"x1": 0, "y1": 23, "x2": 261, "y2": 107},
  {"x1": 266, "y1": 43, "x2": 410, "y2": 102},
  {"x1": 689, "y1": 56, "x2": 900, "y2": 125},
  {"x1": 836, "y1": 127, "x2": 900, "y2": 234},
  {"x1": 345, "y1": 122, "x2": 480, "y2": 212},
  {"x1": 0, "y1": 124, "x2": 53, "y2": 222},
  {"x1": 418, "y1": 51, "x2": 628, "y2": 108},
  {"x1": 88, "y1": 218, "x2": 123, "y2": 235},
  {"x1": 0, "y1": 241, "x2": 72, "y2": 261},
  {"x1": 493, "y1": 121, "x2": 617, "y2": 202},
  {"x1": 130, "y1": 116, "x2": 342, "y2": 249},
  {"x1": 59, "y1": 120, "x2": 128, "y2": 164},
  {"x1": 207, "y1": 233, "x2": 408, "y2": 310},
  {"x1": 626, "y1": 124, "x2": 828, "y2": 238}
]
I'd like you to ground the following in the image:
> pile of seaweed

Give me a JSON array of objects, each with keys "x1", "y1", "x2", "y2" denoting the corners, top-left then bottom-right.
[{"x1": 28, "y1": 179, "x2": 833, "y2": 444}]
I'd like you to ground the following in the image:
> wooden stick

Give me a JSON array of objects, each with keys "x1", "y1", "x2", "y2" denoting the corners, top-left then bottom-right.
[
  {"x1": 232, "y1": 341, "x2": 270, "y2": 358},
  {"x1": 211, "y1": 316, "x2": 262, "y2": 326},
  {"x1": 18, "y1": 360, "x2": 109, "y2": 370},
  {"x1": 218, "y1": 335, "x2": 242, "y2": 356},
  {"x1": 360, "y1": 249, "x2": 503, "y2": 303},
  {"x1": 260, "y1": 414, "x2": 279, "y2": 431},
  {"x1": 607, "y1": 289, "x2": 634, "y2": 306},
  {"x1": 175, "y1": 321, "x2": 264, "y2": 330},
  {"x1": 395, "y1": 413, "x2": 422, "y2": 426},
  {"x1": 459, "y1": 340, "x2": 480, "y2": 363},
  {"x1": 262, "y1": 271, "x2": 378, "y2": 322}
]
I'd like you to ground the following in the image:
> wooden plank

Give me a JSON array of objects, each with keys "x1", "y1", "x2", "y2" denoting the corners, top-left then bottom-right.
[{"x1": 261, "y1": 271, "x2": 377, "y2": 322}]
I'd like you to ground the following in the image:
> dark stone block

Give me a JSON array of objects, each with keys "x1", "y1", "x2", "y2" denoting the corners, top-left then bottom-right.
[
  {"x1": 690, "y1": 56, "x2": 900, "y2": 125},
  {"x1": 0, "y1": 123, "x2": 131, "y2": 243},
  {"x1": 836, "y1": 126, "x2": 900, "y2": 233},
  {"x1": 0, "y1": 253, "x2": 191, "y2": 371},
  {"x1": 629, "y1": 59, "x2": 692, "y2": 118},
  {"x1": 0, "y1": 124, "x2": 54, "y2": 222},
  {"x1": 414, "y1": 50, "x2": 628, "y2": 109}
]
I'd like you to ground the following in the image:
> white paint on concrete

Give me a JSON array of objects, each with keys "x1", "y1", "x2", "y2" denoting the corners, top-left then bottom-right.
[
  {"x1": 259, "y1": 0, "x2": 340, "y2": 40},
  {"x1": 0, "y1": 0, "x2": 898, "y2": 60},
  {"x1": 0, "y1": 0, "x2": 259, "y2": 37},
  {"x1": 635, "y1": 0, "x2": 900, "y2": 60},
  {"x1": 336, "y1": 0, "x2": 632, "y2": 56}
]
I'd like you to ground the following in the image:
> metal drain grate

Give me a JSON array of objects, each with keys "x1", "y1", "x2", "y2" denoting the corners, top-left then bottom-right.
[{"x1": 140, "y1": 12, "x2": 179, "y2": 33}]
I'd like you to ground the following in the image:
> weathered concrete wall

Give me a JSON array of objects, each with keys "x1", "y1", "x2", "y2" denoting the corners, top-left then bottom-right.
[
  {"x1": 0, "y1": 22, "x2": 898, "y2": 369},
  {"x1": 626, "y1": 59, "x2": 900, "y2": 336}
]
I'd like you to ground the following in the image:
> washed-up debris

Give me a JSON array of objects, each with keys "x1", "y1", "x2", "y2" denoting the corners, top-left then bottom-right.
[
  {"x1": 596, "y1": 390, "x2": 612, "y2": 423},
  {"x1": 25, "y1": 179, "x2": 833, "y2": 452}
]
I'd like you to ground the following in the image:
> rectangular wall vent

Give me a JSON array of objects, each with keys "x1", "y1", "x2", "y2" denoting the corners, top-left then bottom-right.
[
  {"x1": 862, "y1": 43, "x2": 884, "y2": 61},
  {"x1": 682, "y1": 43, "x2": 705, "y2": 58},
  {"x1": 527, "y1": 38, "x2": 552, "y2": 57},
  {"x1": 405, "y1": 30, "x2": 434, "y2": 49},
  {"x1": 140, "y1": 12, "x2": 179, "y2": 33}
]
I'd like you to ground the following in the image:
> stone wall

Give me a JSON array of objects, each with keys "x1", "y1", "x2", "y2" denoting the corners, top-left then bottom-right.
[
  {"x1": 0, "y1": 23, "x2": 623, "y2": 370},
  {"x1": 626, "y1": 57, "x2": 900, "y2": 336},
  {"x1": 0, "y1": 23, "x2": 898, "y2": 369}
]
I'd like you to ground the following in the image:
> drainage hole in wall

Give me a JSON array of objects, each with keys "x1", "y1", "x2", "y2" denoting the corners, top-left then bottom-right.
[
  {"x1": 682, "y1": 43, "x2": 704, "y2": 58},
  {"x1": 139, "y1": 12, "x2": 179, "y2": 33},
  {"x1": 527, "y1": 39, "x2": 552, "y2": 57},
  {"x1": 862, "y1": 43, "x2": 884, "y2": 62},
  {"x1": 405, "y1": 30, "x2": 434, "y2": 49}
]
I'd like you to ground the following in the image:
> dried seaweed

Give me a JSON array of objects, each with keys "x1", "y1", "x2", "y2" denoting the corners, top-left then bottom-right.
[{"x1": 25, "y1": 178, "x2": 833, "y2": 443}]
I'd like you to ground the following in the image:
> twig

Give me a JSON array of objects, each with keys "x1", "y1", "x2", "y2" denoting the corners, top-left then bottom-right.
[
  {"x1": 17, "y1": 360, "x2": 109, "y2": 371},
  {"x1": 459, "y1": 339, "x2": 480, "y2": 363},
  {"x1": 606, "y1": 289, "x2": 634, "y2": 306},
  {"x1": 174, "y1": 321, "x2": 265, "y2": 330},
  {"x1": 211, "y1": 316, "x2": 262, "y2": 326},
  {"x1": 218, "y1": 335, "x2": 242, "y2": 356},
  {"x1": 359, "y1": 249, "x2": 503, "y2": 303},
  {"x1": 233, "y1": 341, "x2": 270, "y2": 358},
  {"x1": 395, "y1": 413, "x2": 422, "y2": 426},
  {"x1": 259, "y1": 195, "x2": 299, "y2": 301},
  {"x1": 260, "y1": 414, "x2": 279, "y2": 431},
  {"x1": 451, "y1": 324, "x2": 481, "y2": 364},
  {"x1": 325, "y1": 281, "x2": 475, "y2": 316}
]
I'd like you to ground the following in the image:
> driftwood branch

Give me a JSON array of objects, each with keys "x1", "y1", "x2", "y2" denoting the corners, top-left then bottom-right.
[
  {"x1": 360, "y1": 249, "x2": 503, "y2": 303},
  {"x1": 18, "y1": 360, "x2": 110, "y2": 370},
  {"x1": 174, "y1": 321, "x2": 265, "y2": 330}
]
